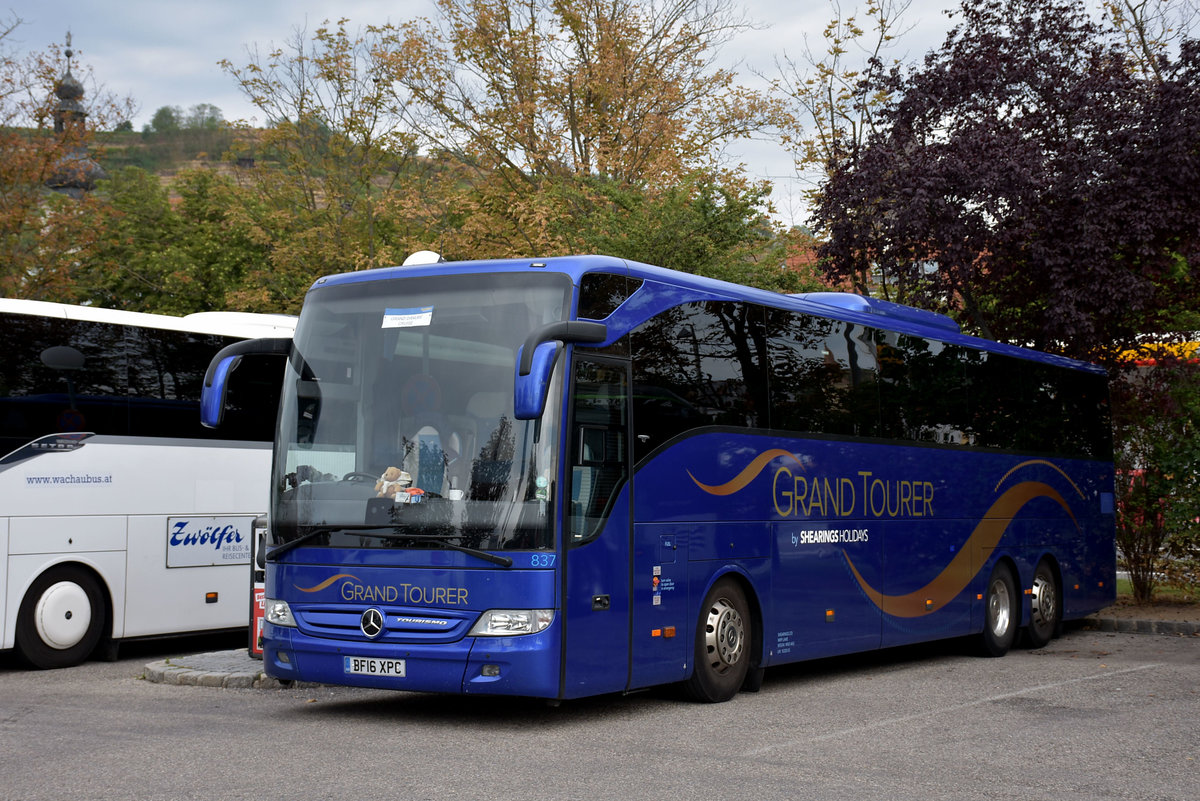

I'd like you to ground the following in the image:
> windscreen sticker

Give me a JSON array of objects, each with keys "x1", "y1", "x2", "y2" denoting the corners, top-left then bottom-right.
[{"x1": 382, "y1": 306, "x2": 434, "y2": 329}]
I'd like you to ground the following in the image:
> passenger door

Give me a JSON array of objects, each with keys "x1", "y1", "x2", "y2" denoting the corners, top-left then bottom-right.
[{"x1": 560, "y1": 356, "x2": 633, "y2": 698}]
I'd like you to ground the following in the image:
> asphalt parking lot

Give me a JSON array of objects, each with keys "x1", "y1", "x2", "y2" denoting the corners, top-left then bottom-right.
[{"x1": 2, "y1": 620, "x2": 1196, "y2": 801}]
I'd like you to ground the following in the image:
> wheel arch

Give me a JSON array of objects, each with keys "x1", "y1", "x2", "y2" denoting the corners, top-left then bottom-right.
[{"x1": 989, "y1": 553, "x2": 1021, "y2": 592}]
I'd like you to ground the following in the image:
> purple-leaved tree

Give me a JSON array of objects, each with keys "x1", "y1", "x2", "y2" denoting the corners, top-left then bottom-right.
[{"x1": 813, "y1": 0, "x2": 1200, "y2": 361}]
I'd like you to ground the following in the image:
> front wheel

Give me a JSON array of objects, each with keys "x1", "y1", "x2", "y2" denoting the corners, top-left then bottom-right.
[
  {"x1": 977, "y1": 562, "x2": 1018, "y2": 658},
  {"x1": 685, "y1": 579, "x2": 752, "y2": 702},
  {"x1": 1024, "y1": 560, "x2": 1061, "y2": 649},
  {"x1": 15, "y1": 566, "x2": 106, "y2": 669}
]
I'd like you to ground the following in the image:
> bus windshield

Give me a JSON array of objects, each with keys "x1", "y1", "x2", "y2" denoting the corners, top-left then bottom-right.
[{"x1": 271, "y1": 271, "x2": 572, "y2": 554}]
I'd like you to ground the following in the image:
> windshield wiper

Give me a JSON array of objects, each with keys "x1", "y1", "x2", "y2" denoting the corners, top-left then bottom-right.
[
  {"x1": 267, "y1": 525, "x2": 513, "y2": 567},
  {"x1": 399, "y1": 534, "x2": 514, "y2": 568},
  {"x1": 267, "y1": 526, "x2": 331, "y2": 561}
]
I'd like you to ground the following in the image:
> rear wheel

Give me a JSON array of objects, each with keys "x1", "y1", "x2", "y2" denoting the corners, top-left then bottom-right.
[
  {"x1": 685, "y1": 579, "x2": 751, "y2": 702},
  {"x1": 977, "y1": 562, "x2": 1018, "y2": 658},
  {"x1": 1024, "y1": 560, "x2": 1061, "y2": 649},
  {"x1": 15, "y1": 566, "x2": 106, "y2": 669}
]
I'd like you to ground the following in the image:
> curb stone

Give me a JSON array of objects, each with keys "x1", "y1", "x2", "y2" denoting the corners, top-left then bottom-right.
[
  {"x1": 142, "y1": 648, "x2": 296, "y2": 689},
  {"x1": 142, "y1": 618, "x2": 1200, "y2": 689}
]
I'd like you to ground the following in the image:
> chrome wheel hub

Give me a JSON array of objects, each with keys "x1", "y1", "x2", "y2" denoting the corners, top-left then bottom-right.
[
  {"x1": 987, "y1": 578, "x2": 1011, "y2": 637},
  {"x1": 1031, "y1": 574, "x2": 1056, "y2": 629},
  {"x1": 703, "y1": 597, "x2": 745, "y2": 672}
]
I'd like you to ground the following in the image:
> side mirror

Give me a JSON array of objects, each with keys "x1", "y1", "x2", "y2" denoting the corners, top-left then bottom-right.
[
  {"x1": 513, "y1": 321, "x2": 607, "y2": 420},
  {"x1": 201, "y1": 337, "x2": 293, "y2": 429},
  {"x1": 514, "y1": 341, "x2": 559, "y2": 420}
]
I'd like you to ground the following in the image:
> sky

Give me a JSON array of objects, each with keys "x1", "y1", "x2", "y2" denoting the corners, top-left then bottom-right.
[{"x1": 5, "y1": 0, "x2": 964, "y2": 227}]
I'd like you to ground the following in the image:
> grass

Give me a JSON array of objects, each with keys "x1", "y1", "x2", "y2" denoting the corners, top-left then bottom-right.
[{"x1": 1115, "y1": 576, "x2": 1199, "y2": 605}]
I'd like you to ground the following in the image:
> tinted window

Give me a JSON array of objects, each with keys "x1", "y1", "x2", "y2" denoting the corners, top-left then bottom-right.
[
  {"x1": 876, "y1": 332, "x2": 969, "y2": 444},
  {"x1": 569, "y1": 358, "x2": 629, "y2": 545},
  {"x1": 0, "y1": 311, "x2": 281, "y2": 453},
  {"x1": 767, "y1": 310, "x2": 879, "y2": 437},
  {"x1": 617, "y1": 301, "x2": 1109, "y2": 461},
  {"x1": 631, "y1": 302, "x2": 767, "y2": 460},
  {"x1": 0, "y1": 313, "x2": 127, "y2": 453},
  {"x1": 578, "y1": 273, "x2": 641, "y2": 320}
]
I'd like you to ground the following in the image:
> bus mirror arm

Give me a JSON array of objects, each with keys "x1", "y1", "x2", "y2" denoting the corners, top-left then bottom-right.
[
  {"x1": 518, "y1": 321, "x2": 607, "y2": 377},
  {"x1": 203, "y1": 337, "x2": 293, "y2": 389},
  {"x1": 200, "y1": 337, "x2": 293, "y2": 429},
  {"x1": 515, "y1": 322, "x2": 607, "y2": 420}
]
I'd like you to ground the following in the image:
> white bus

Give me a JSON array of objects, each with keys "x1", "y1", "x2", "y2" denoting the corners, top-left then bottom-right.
[{"x1": 0, "y1": 298, "x2": 295, "y2": 668}]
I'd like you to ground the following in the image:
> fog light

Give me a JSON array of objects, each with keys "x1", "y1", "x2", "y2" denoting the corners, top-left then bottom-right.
[
  {"x1": 481, "y1": 664, "x2": 501, "y2": 677},
  {"x1": 278, "y1": 651, "x2": 291, "y2": 664}
]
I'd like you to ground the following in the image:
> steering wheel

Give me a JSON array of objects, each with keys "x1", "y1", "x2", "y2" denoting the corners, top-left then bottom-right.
[{"x1": 342, "y1": 472, "x2": 378, "y2": 483}]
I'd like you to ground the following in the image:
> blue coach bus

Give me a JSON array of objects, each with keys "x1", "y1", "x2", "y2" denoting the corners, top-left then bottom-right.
[{"x1": 203, "y1": 254, "x2": 1115, "y2": 702}]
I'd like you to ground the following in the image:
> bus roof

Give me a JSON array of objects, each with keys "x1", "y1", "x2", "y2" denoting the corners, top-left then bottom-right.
[
  {"x1": 309, "y1": 254, "x2": 1105, "y2": 375},
  {"x1": 0, "y1": 298, "x2": 297, "y2": 339}
]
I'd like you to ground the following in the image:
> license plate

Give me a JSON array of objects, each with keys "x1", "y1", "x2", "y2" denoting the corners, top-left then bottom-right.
[{"x1": 344, "y1": 656, "x2": 406, "y2": 677}]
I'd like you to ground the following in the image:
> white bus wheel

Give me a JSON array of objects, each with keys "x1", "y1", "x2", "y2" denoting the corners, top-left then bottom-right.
[{"x1": 15, "y1": 567, "x2": 106, "y2": 670}]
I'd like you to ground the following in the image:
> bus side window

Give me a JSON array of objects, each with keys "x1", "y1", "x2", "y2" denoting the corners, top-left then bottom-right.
[{"x1": 570, "y1": 360, "x2": 629, "y2": 545}]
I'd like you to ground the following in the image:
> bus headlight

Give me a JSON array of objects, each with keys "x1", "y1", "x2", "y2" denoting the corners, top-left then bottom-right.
[
  {"x1": 264, "y1": 599, "x2": 297, "y2": 628},
  {"x1": 468, "y1": 609, "x2": 554, "y2": 636}
]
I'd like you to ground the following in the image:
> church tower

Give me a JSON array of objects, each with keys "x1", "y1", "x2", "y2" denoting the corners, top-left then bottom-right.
[{"x1": 46, "y1": 32, "x2": 107, "y2": 198}]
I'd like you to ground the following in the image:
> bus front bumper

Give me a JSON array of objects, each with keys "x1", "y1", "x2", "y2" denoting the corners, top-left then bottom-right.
[{"x1": 262, "y1": 622, "x2": 561, "y2": 698}]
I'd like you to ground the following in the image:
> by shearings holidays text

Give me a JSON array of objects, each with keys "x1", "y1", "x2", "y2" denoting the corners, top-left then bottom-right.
[{"x1": 788, "y1": 528, "x2": 870, "y2": 546}]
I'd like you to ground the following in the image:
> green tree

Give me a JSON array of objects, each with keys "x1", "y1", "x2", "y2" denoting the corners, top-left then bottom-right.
[
  {"x1": 145, "y1": 105, "x2": 183, "y2": 135},
  {"x1": 219, "y1": 18, "x2": 421, "y2": 310},
  {"x1": 78, "y1": 166, "x2": 182, "y2": 310},
  {"x1": 388, "y1": 0, "x2": 782, "y2": 257},
  {"x1": 184, "y1": 103, "x2": 223, "y2": 130},
  {"x1": 545, "y1": 173, "x2": 807, "y2": 292},
  {"x1": 81, "y1": 166, "x2": 267, "y2": 314},
  {"x1": 1113, "y1": 354, "x2": 1200, "y2": 602}
]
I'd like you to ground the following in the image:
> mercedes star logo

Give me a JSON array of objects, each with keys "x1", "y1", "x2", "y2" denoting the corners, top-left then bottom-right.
[{"x1": 360, "y1": 608, "x2": 384, "y2": 638}]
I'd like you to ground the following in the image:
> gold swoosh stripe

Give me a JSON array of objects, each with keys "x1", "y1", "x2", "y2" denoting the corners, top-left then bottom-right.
[
  {"x1": 995, "y1": 459, "x2": 1086, "y2": 499},
  {"x1": 844, "y1": 481, "x2": 1078, "y2": 618},
  {"x1": 295, "y1": 573, "x2": 359, "y2": 593},
  {"x1": 688, "y1": 449, "x2": 803, "y2": 496}
]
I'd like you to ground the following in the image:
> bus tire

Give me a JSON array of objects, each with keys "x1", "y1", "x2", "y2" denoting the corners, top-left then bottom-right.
[
  {"x1": 15, "y1": 566, "x2": 106, "y2": 670},
  {"x1": 685, "y1": 578, "x2": 751, "y2": 702},
  {"x1": 977, "y1": 562, "x2": 1018, "y2": 658},
  {"x1": 1024, "y1": 559, "x2": 1061, "y2": 649}
]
